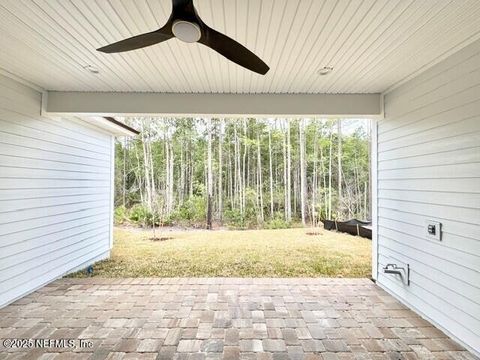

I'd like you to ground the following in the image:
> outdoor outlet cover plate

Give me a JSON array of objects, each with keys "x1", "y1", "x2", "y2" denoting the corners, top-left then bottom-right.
[{"x1": 425, "y1": 220, "x2": 442, "y2": 241}]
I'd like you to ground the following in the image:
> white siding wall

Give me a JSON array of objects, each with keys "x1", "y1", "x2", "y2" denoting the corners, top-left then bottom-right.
[
  {"x1": 377, "y1": 39, "x2": 480, "y2": 354},
  {"x1": 0, "y1": 74, "x2": 114, "y2": 307}
]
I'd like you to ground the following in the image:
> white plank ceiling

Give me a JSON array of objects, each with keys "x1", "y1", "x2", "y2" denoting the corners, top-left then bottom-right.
[{"x1": 1, "y1": 0, "x2": 480, "y2": 94}]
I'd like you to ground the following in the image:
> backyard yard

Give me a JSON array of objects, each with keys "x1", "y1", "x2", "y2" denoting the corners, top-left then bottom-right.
[{"x1": 72, "y1": 227, "x2": 371, "y2": 278}]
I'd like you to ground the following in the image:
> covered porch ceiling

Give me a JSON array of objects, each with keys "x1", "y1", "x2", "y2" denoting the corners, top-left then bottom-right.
[
  {"x1": 2, "y1": 0, "x2": 480, "y2": 117},
  {"x1": 2, "y1": 0, "x2": 480, "y2": 95}
]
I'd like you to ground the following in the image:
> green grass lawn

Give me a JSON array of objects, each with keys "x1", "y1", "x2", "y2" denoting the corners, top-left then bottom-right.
[{"x1": 71, "y1": 227, "x2": 371, "y2": 278}]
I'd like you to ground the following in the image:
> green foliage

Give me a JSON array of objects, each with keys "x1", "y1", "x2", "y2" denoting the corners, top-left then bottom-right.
[
  {"x1": 128, "y1": 204, "x2": 157, "y2": 227},
  {"x1": 265, "y1": 214, "x2": 291, "y2": 229},
  {"x1": 169, "y1": 196, "x2": 206, "y2": 226},
  {"x1": 114, "y1": 206, "x2": 128, "y2": 225},
  {"x1": 115, "y1": 117, "x2": 371, "y2": 229},
  {"x1": 224, "y1": 207, "x2": 258, "y2": 230},
  {"x1": 224, "y1": 209, "x2": 246, "y2": 229},
  {"x1": 128, "y1": 204, "x2": 148, "y2": 222}
]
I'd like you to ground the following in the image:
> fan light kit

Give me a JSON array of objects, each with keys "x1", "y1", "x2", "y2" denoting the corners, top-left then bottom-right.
[
  {"x1": 172, "y1": 21, "x2": 202, "y2": 43},
  {"x1": 318, "y1": 66, "x2": 333, "y2": 75},
  {"x1": 97, "y1": 0, "x2": 269, "y2": 75}
]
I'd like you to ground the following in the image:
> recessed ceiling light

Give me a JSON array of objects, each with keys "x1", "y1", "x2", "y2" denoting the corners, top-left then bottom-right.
[
  {"x1": 318, "y1": 66, "x2": 333, "y2": 76},
  {"x1": 83, "y1": 65, "x2": 99, "y2": 74}
]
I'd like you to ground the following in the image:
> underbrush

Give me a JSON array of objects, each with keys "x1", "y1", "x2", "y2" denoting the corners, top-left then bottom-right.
[{"x1": 117, "y1": 202, "x2": 303, "y2": 230}]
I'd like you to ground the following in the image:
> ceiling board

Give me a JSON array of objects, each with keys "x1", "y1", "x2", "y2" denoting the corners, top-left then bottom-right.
[{"x1": 0, "y1": 0, "x2": 479, "y2": 94}]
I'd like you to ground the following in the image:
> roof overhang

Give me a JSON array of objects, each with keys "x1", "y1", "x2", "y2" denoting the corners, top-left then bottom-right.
[
  {"x1": 74, "y1": 116, "x2": 139, "y2": 136},
  {"x1": 103, "y1": 117, "x2": 140, "y2": 136},
  {"x1": 43, "y1": 91, "x2": 383, "y2": 119}
]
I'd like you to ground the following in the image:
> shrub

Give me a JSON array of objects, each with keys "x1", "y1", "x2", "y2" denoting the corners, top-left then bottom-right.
[
  {"x1": 128, "y1": 204, "x2": 147, "y2": 222},
  {"x1": 224, "y1": 208, "x2": 258, "y2": 230},
  {"x1": 224, "y1": 209, "x2": 246, "y2": 229},
  {"x1": 265, "y1": 216, "x2": 291, "y2": 229},
  {"x1": 114, "y1": 206, "x2": 128, "y2": 225},
  {"x1": 128, "y1": 204, "x2": 157, "y2": 227},
  {"x1": 169, "y1": 196, "x2": 206, "y2": 226}
]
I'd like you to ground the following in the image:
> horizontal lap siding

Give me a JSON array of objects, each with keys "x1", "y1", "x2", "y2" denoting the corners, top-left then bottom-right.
[
  {"x1": 378, "y1": 39, "x2": 480, "y2": 354},
  {"x1": 0, "y1": 75, "x2": 112, "y2": 307}
]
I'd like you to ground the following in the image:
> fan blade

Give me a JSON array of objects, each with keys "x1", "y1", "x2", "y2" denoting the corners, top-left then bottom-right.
[
  {"x1": 199, "y1": 26, "x2": 269, "y2": 75},
  {"x1": 97, "y1": 29, "x2": 172, "y2": 53}
]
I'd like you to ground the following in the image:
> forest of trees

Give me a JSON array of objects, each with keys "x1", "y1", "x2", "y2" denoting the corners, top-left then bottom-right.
[{"x1": 114, "y1": 117, "x2": 371, "y2": 229}]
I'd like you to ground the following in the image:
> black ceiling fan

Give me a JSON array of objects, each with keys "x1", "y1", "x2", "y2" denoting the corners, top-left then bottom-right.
[{"x1": 97, "y1": 0, "x2": 269, "y2": 75}]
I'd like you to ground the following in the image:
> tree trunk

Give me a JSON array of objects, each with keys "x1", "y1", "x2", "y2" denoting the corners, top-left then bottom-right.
[
  {"x1": 328, "y1": 124, "x2": 333, "y2": 220},
  {"x1": 312, "y1": 121, "x2": 318, "y2": 227},
  {"x1": 256, "y1": 131, "x2": 264, "y2": 223},
  {"x1": 164, "y1": 133, "x2": 169, "y2": 215},
  {"x1": 234, "y1": 122, "x2": 242, "y2": 214},
  {"x1": 283, "y1": 121, "x2": 288, "y2": 221},
  {"x1": 207, "y1": 118, "x2": 213, "y2": 229},
  {"x1": 321, "y1": 144, "x2": 327, "y2": 221},
  {"x1": 133, "y1": 141, "x2": 144, "y2": 205},
  {"x1": 218, "y1": 119, "x2": 223, "y2": 223},
  {"x1": 122, "y1": 137, "x2": 127, "y2": 207},
  {"x1": 299, "y1": 119, "x2": 307, "y2": 226},
  {"x1": 141, "y1": 120, "x2": 153, "y2": 212},
  {"x1": 286, "y1": 119, "x2": 292, "y2": 222},
  {"x1": 228, "y1": 142, "x2": 234, "y2": 210},
  {"x1": 337, "y1": 119, "x2": 343, "y2": 219},
  {"x1": 179, "y1": 139, "x2": 185, "y2": 203},
  {"x1": 268, "y1": 126, "x2": 274, "y2": 218},
  {"x1": 242, "y1": 118, "x2": 248, "y2": 213},
  {"x1": 169, "y1": 139, "x2": 174, "y2": 215}
]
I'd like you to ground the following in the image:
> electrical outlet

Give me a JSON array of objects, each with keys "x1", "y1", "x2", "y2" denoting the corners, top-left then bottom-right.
[{"x1": 426, "y1": 220, "x2": 442, "y2": 241}]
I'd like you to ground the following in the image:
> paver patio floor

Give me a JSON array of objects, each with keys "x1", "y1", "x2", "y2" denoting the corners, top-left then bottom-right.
[{"x1": 0, "y1": 278, "x2": 477, "y2": 360}]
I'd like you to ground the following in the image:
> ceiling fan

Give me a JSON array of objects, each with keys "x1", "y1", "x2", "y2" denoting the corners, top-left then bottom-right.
[{"x1": 97, "y1": 0, "x2": 269, "y2": 75}]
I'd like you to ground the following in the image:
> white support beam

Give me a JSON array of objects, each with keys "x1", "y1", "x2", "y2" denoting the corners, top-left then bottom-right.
[{"x1": 44, "y1": 91, "x2": 383, "y2": 118}]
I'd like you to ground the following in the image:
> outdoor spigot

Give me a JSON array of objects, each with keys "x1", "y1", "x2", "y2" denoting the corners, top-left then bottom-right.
[{"x1": 383, "y1": 263, "x2": 410, "y2": 286}]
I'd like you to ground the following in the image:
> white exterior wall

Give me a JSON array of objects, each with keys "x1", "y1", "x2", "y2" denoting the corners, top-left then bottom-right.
[
  {"x1": 0, "y1": 74, "x2": 114, "y2": 307},
  {"x1": 377, "y1": 39, "x2": 480, "y2": 354}
]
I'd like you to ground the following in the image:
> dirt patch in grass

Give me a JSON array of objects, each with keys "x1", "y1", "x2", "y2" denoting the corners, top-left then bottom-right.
[
  {"x1": 149, "y1": 236, "x2": 173, "y2": 242},
  {"x1": 70, "y1": 226, "x2": 371, "y2": 278}
]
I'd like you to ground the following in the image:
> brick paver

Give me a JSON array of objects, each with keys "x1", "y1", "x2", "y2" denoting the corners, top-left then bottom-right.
[{"x1": 0, "y1": 278, "x2": 477, "y2": 359}]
